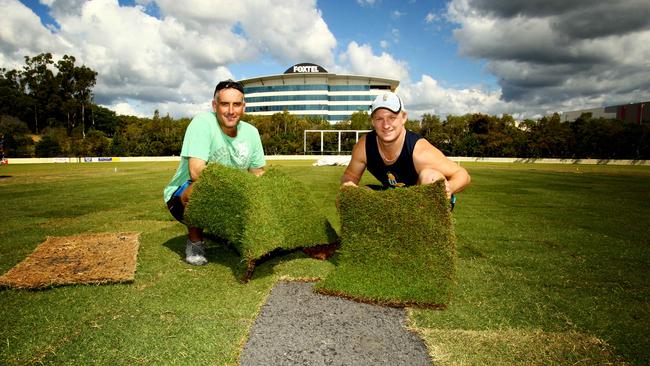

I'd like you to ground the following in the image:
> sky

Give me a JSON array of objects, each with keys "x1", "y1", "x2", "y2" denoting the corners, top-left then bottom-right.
[{"x1": 1, "y1": 0, "x2": 649, "y2": 120}]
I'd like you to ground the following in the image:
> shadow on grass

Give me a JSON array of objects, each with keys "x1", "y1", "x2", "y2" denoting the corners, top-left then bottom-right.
[
  {"x1": 161, "y1": 234, "x2": 338, "y2": 283},
  {"x1": 161, "y1": 234, "x2": 248, "y2": 280}
]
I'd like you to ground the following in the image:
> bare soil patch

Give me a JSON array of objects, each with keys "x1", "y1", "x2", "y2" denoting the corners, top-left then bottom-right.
[{"x1": 240, "y1": 281, "x2": 431, "y2": 365}]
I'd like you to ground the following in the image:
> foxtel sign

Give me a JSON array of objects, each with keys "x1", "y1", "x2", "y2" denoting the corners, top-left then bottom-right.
[
  {"x1": 284, "y1": 63, "x2": 328, "y2": 74},
  {"x1": 293, "y1": 65, "x2": 319, "y2": 73}
]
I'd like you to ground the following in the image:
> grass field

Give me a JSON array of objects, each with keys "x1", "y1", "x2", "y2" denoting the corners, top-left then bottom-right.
[{"x1": 0, "y1": 161, "x2": 648, "y2": 365}]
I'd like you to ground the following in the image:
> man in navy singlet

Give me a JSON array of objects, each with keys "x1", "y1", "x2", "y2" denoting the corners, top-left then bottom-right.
[{"x1": 341, "y1": 92, "x2": 470, "y2": 201}]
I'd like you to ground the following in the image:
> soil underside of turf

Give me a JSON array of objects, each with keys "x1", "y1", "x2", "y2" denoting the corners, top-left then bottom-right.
[
  {"x1": 240, "y1": 281, "x2": 432, "y2": 366},
  {"x1": 0, "y1": 232, "x2": 140, "y2": 289}
]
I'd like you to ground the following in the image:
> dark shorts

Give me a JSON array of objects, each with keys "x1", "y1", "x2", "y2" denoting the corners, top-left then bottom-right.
[{"x1": 167, "y1": 180, "x2": 192, "y2": 223}]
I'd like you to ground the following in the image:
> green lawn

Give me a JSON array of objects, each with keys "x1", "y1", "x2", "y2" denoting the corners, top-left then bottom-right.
[{"x1": 0, "y1": 161, "x2": 648, "y2": 365}]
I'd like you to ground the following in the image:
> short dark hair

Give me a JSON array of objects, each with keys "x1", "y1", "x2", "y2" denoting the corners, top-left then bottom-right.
[{"x1": 214, "y1": 79, "x2": 244, "y2": 98}]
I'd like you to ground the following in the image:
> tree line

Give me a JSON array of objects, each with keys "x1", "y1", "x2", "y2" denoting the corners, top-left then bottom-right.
[
  {"x1": 256, "y1": 111, "x2": 650, "y2": 160},
  {"x1": 1, "y1": 53, "x2": 648, "y2": 160}
]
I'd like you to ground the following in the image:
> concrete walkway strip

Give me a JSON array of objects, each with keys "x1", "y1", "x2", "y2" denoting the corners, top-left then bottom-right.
[{"x1": 240, "y1": 281, "x2": 432, "y2": 366}]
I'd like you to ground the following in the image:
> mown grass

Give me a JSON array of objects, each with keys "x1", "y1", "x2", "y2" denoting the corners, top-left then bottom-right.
[
  {"x1": 0, "y1": 161, "x2": 648, "y2": 365},
  {"x1": 186, "y1": 164, "x2": 337, "y2": 276},
  {"x1": 316, "y1": 182, "x2": 456, "y2": 308}
]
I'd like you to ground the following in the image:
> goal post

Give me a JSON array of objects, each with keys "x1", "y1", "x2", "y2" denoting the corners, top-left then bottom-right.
[{"x1": 303, "y1": 129, "x2": 371, "y2": 155}]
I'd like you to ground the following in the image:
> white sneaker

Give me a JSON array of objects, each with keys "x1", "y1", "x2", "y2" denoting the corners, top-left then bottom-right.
[{"x1": 185, "y1": 239, "x2": 208, "y2": 266}]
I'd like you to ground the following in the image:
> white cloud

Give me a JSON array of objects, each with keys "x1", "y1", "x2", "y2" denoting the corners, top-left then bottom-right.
[
  {"x1": 143, "y1": 0, "x2": 247, "y2": 25},
  {"x1": 335, "y1": 41, "x2": 520, "y2": 119},
  {"x1": 391, "y1": 28, "x2": 400, "y2": 44},
  {"x1": 1, "y1": 0, "x2": 337, "y2": 118},
  {"x1": 425, "y1": 12, "x2": 439, "y2": 23},
  {"x1": 356, "y1": 0, "x2": 376, "y2": 7},
  {"x1": 400, "y1": 75, "x2": 511, "y2": 118},
  {"x1": 391, "y1": 10, "x2": 406, "y2": 19},
  {"x1": 110, "y1": 101, "x2": 147, "y2": 117},
  {"x1": 338, "y1": 41, "x2": 409, "y2": 82},
  {"x1": 8, "y1": 0, "x2": 644, "y2": 121},
  {"x1": 446, "y1": 0, "x2": 650, "y2": 111},
  {"x1": 237, "y1": 0, "x2": 336, "y2": 66},
  {"x1": 0, "y1": 0, "x2": 67, "y2": 68}
]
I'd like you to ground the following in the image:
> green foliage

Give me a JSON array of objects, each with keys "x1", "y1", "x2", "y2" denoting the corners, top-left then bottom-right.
[
  {"x1": 418, "y1": 113, "x2": 446, "y2": 146},
  {"x1": 81, "y1": 130, "x2": 110, "y2": 156},
  {"x1": 0, "y1": 115, "x2": 34, "y2": 157},
  {"x1": 34, "y1": 135, "x2": 62, "y2": 157},
  {"x1": 2, "y1": 53, "x2": 97, "y2": 135},
  {"x1": 185, "y1": 164, "x2": 338, "y2": 278},
  {"x1": 91, "y1": 105, "x2": 120, "y2": 137},
  {"x1": 108, "y1": 131, "x2": 129, "y2": 156},
  {"x1": 316, "y1": 182, "x2": 456, "y2": 308},
  {"x1": 347, "y1": 110, "x2": 371, "y2": 130}
]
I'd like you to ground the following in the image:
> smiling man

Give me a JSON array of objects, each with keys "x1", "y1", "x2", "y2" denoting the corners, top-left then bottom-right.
[
  {"x1": 163, "y1": 79, "x2": 266, "y2": 266},
  {"x1": 341, "y1": 92, "x2": 470, "y2": 199}
]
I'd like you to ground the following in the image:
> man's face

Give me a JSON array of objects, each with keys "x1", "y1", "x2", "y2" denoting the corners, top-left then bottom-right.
[
  {"x1": 371, "y1": 108, "x2": 407, "y2": 143},
  {"x1": 212, "y1": 88, "x2": 245, "y2": 131}
]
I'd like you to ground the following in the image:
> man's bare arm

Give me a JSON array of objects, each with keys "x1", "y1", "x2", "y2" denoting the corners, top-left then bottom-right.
[
  {"x1": 413, "y1": 140, "x2": 470, "y2": 194},
  {"x1": 340, "y1": 136, "x2": 367, "y2": 186},
  {"x1": 188, "y1": 157, "x2": 207, "y2": 181}
]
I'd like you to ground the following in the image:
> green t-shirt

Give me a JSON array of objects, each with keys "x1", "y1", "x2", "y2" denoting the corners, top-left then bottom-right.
[{"x1": 163, "y1": 112, "x2": 265, "y2": 202}]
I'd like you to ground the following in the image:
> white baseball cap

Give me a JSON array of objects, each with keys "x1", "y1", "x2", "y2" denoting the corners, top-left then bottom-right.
[{"x1": 370, "y1": 92, "x2": 403, "y2": 115}]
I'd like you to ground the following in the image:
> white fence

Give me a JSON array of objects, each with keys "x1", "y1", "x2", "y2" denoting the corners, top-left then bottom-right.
[{"x1": 3, "y1": 156, "x2": 648, "y2": 165}]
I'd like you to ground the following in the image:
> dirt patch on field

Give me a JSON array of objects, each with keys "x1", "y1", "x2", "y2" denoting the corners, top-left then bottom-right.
[
  {"x1": 240, "y1": 281, "x2": 432, "y2": 365},
  {"x1": 0, "y1": 232, "x2": 140, "y2": 289}
]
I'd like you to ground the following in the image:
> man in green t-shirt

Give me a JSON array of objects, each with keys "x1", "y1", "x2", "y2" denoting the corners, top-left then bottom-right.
[{"x1": 163, "y1": 79, "x2": 266, "y2": 265}]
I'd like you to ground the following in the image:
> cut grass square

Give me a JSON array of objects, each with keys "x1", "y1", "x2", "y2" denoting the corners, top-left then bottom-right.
[
  {"x1": 185, "y1": 164, "x2": 338, "y2": 281},
  {"x1": 315, "y1": 182, "x2": 456, "y2": 308},
  {"x1": 0, "y1": 232, "x2": 140, "y2": 289}
]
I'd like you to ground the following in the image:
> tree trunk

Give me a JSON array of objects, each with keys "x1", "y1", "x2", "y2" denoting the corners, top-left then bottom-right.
[{"x1": 81, "y1": 102, "x2": 85, "y2": 139}]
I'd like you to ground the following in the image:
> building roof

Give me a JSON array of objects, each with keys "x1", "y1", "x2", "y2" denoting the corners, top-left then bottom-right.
[{"x1": 239, "y1": 63, "x2": 399, "y2": 89}]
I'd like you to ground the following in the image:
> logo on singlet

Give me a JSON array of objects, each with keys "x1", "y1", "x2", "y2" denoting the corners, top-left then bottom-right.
[{"x1": 387, "y1": 172, "x2": 405, "y2": 188}]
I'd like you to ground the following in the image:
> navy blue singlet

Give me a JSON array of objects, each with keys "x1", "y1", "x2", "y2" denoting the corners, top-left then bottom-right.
[{"x1": 365, "y1": 129, "x2": 423, "y2": 188}]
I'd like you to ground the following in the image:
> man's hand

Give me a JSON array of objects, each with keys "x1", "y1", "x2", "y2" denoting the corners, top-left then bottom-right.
[
  {"x1": 443, "y1": 179, "x2": 452, "y2": 199},
  {"x1": 249, "y1": 167, "x2": 265, "y2": 177},
  {"x1": 341, "y1": 181, "x2": 358, "y2": 188}
]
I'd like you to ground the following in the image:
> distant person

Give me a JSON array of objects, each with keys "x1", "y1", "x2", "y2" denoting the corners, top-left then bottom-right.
[
  {"x1": 163, "y1": 79, "x2": 265, "y2": 265},
  {"x1": 341, "y1": 92, "x2": 470, "y2": 202}
]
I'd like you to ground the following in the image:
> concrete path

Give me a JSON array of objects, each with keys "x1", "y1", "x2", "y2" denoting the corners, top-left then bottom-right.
[{"x1": 240, "y1": 281, "x2": 432, "y2": 366}]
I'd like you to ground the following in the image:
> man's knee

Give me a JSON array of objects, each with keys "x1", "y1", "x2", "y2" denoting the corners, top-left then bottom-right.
[{"x1": 167, "y1": 180, "x2": 193, "y2": 223}]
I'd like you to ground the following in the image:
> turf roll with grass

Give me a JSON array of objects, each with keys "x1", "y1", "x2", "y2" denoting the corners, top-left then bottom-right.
[
  {"x1": 315, "y1": 181, "x2": 456, "y2": 308},
  {"x1": 185, "y1": 164, "x2": 338, "y2": 281}
]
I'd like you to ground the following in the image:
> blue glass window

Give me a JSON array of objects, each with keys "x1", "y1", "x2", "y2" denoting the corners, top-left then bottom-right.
[
  {"x1": 329, "y1": 85, "x2": 370, "y2": 91},
  {"x1": 244, "y1": 85, "x2": 329, "y2": 93},
  {"x1": 329, "y1": 95, "x2": 375, "y2": 101},
  {"x1": 245, "y1": 95, "x2": 329, "y2": 103}
]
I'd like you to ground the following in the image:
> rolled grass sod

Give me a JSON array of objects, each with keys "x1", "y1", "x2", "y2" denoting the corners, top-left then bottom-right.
[
  {"x1": 185, "y1": 164, "x2": 338, "y2": 281},
  {"x1": 315, "y1": 181, "x2": 456, "y2": 308}
]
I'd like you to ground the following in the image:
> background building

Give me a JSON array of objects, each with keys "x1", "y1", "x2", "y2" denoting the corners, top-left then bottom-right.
[
  {"x1": 239, "y1": 63, "x2": 399, "y2": 123},
  {"x1": 561, "y1": 101, "x2": 649, "y2": 124}
]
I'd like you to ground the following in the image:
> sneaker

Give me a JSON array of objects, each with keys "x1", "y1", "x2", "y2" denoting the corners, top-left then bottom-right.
[{"x1": 185, "y1": 239, "x2": 208, "y2": 266}]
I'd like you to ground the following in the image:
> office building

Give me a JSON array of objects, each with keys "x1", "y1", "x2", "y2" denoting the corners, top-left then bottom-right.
[{"x1": 239, "y1": 63, "x2": 399, "y2": 123}]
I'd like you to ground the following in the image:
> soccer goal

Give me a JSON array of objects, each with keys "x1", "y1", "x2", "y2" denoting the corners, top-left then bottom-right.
[{"x1": 303, "y1": 129, "x2": 371, "y2": 155}]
